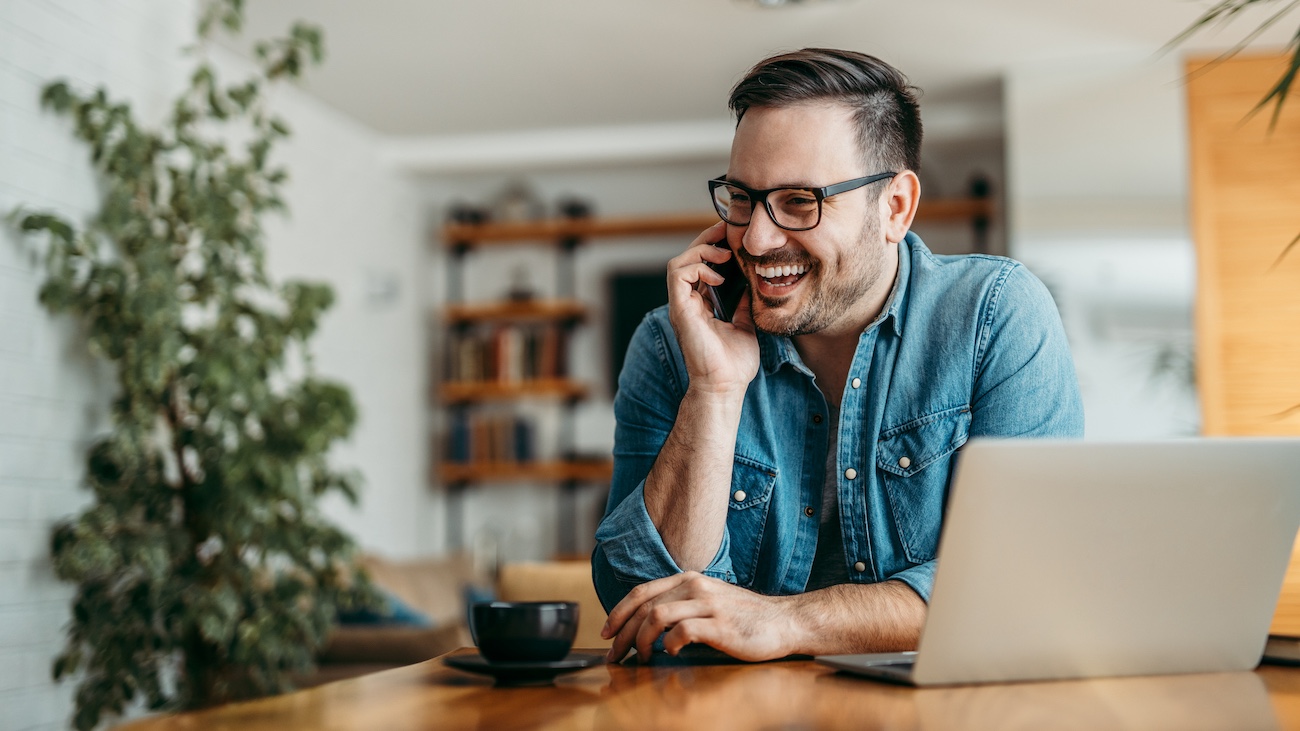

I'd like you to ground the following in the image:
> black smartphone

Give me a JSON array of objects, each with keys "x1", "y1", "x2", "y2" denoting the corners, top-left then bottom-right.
[{"x1": 704, "y1": 242, "x2": 747, "y2": 322}]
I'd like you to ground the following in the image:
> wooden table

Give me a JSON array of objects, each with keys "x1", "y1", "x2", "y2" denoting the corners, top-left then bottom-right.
[{"x1": 120, "y1": 648, "x2": 1300, "y2": 730}]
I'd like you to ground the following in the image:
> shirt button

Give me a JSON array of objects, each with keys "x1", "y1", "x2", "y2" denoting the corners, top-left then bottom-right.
[
  {"x1": 898, "y1": 456, "x2": 911, "y2": 469},
  {"x1": 851, "y1": 377, "x2": 861, "y2": 389},
  {"x1": 733, "y1": 490, "x2": 746, "y2": 502},
  {"x1": 804, "y1": 506, "x2": 815, "y2": 517},
  {"x1": 853, "y1": 561, "x2": 867, "y2": 573},
  {"x1": 844, "y1": 468, "x2": 857, "y2": 480},
  {"x1": 812, "y1": 414, "x2": 823, "y2": 424}
]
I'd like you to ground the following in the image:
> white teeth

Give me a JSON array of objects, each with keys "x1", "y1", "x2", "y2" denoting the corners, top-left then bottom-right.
[{"x1": 756, "y1": 264, "x2": 807, "y2": 279}]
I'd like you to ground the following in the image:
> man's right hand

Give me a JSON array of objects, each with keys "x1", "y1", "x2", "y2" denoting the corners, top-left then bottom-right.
[{"x1": 666, "y1": 223, "x2": 761, "y2": 398}]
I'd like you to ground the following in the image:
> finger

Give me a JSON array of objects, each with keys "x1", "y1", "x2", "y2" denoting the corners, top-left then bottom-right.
[
  {"x1": 605, "y1": 574, "x2": 709, "y2": 663},
  {"x1": 634, "y1": 599, "x2": 712, "y2": 660},
  {"x1": 667, "y1": 263, "x2": 725, "y2": 307},
  {"x1": 602, "y1": 573, "x2": 690, "y2": 639},
  {"x1": 609, "y1": 591, "x2": 690, "y2": 664},
  {"x1": 685, "y1": 221, "x2": 727, "y2": 250},
  {"x1": 667, "y1": 243, "x2": 729, "y2": 277},
  {"x1": 693, "y1": 241, "x2": 733, "y2": 264},
  {"x1": 606, "y1": 600, "x2": 653, "y2": 663},
  {"x1": 661, "y1": 617, "x2": 720, "y2": 656}
]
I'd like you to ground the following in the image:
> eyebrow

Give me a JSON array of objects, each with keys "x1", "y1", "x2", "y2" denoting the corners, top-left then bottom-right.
[{"x1": 722, "y1": 176, "x2": 820, "y2": 190}]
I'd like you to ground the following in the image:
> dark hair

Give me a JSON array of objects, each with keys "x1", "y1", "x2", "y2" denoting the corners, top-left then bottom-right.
[{"x1": 728, "y1": 48, "x2": 922, "y2": 173}]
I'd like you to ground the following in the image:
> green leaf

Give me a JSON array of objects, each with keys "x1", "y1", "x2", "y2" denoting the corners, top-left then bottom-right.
[{"x1": 21, "y1": 1, "x2": 362, "y2": 724}]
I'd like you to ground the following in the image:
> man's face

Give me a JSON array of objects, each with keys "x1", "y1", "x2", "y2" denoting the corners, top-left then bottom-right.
[{"x1": 725, "y1": 102, "x2": 890, "y2": 337}]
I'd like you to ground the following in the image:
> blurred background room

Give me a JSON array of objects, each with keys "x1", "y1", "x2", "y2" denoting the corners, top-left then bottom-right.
[{"x1": 2, "y1": 0, "x2": 1298, "y2": 728}]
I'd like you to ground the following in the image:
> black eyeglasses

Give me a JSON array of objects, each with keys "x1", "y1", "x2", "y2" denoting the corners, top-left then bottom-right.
[{"x1": 707, "y1": 172, "x2": 897, "y2": 231}]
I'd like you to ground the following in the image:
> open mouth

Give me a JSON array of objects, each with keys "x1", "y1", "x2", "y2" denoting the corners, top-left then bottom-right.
[{"x1": 754, "y1": 263, "x2": 809, "y2": 289}]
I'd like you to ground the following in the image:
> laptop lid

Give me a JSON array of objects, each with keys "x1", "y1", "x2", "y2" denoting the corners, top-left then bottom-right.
[{"x1": 909, "y1": 438, "x2": 1300, "y2": 686}]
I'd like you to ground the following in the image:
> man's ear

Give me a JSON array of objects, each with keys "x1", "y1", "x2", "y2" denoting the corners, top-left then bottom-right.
[{"x1": 881, "y1": 170, "x2": 920, "y2": 244}]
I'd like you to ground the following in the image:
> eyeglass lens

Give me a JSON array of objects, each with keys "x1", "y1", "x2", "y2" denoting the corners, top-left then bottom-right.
[{"x1": 712, "y1": 185, "x2": 820, "y2": 230}]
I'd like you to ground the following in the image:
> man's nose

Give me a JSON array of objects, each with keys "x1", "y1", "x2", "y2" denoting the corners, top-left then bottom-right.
[{"x1": 741, "y1": 203, "x2": 788, "y2": 258}]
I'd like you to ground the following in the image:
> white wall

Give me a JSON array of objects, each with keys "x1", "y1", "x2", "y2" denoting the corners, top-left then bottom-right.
[
  {"x1": 1005, "y1": 53, "x2": 1199, "y2": 438},
  {"x1": 0, "y1": 2, "x2": 193, "y2": 727},
  {"x1": 0, "y1": 2, "x2": 425, "y2": 728},
  {"x1": 208, "y1": 48, "x2": 433, "y2": 560}
]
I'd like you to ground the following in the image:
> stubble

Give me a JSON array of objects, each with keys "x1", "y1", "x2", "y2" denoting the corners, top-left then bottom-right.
[{"x1": 749, "y1": 213, "x2": 885, "y2": 337}]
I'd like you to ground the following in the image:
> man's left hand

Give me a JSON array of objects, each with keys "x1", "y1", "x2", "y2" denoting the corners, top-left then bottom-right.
[{"x1": 600, "y1": 572, "x2": 799, "y2": 663}]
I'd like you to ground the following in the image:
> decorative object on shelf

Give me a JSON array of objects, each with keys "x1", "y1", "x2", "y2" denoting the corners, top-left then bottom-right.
[
  {"x1": 9, "y1": 2, "x2": 378, "y2": 727},
  {"x1": 490, "y1": 179, "x2": 546, "y2": 222},
  {"x1": 556, "y1": 195, "x2": 594, "y2": 220},
  {"x1": 507, "y1": 263, "x2": 537, "y2": 301},
  {"x1": 447, "y1": 201, "x2": 490, "y2": 226}
]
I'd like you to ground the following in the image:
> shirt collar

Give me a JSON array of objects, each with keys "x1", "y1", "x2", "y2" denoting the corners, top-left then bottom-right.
[{"x1": 757, "y1": 234, "x2": 915, "y2": 375}]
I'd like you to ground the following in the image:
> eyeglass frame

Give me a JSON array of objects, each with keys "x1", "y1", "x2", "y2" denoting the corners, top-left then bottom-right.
[{"x1": 707, "y1": 171, "x2": 898, "y2": 232}]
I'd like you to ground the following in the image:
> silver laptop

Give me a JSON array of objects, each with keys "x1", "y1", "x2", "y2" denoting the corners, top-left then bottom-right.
[{"x1": 817, "y1": 438, "x2": 1300, "y2": 686}]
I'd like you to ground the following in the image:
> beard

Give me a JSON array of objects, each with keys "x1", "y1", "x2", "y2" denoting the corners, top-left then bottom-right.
[{"x1": 747, "y1": 213, "x2": 886, "y2": 337}]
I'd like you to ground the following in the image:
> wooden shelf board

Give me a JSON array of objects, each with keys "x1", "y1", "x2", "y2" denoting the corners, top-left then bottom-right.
[
  {"x1": 444, "y1": 299, "x2": 587, "y2": 324},
  {"x1": 444, "y1": 212, "x2": 718, "y2": 247},
  {"x1": 441, "y1": 200, "x2": 994, "y2": 247},
  {"x1": 441, "y1": 378, "x2": 588, "y2": 403},
  {"x1": 440, "y1": 459, "x2": 614, "y2": 484}
]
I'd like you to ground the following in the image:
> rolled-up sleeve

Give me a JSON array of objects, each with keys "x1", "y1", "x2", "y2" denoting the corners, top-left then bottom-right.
[
  {"x1": 887, "y1": 560, "x2": 937, "y2": 602},
  {"x1": 593, "y1": 312, "x2": 736, "y2": 611}
]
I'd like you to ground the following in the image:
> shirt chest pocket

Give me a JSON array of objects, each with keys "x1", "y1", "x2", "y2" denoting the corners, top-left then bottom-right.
[
  {"x1": 877, "y1": 405, "x2": 971, "y2": 564},
  {"x1": 726, "y1": 455, "x2": 778, "y2": 588}
]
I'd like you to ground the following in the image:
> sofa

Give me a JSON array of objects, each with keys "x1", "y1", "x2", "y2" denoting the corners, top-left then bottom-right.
[{"x1": 301, "y1": 554, "x2": 610, "y2": 687}]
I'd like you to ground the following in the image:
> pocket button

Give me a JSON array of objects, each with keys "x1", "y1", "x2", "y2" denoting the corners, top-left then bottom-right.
[
  {"x1": 898, "y1": 456, "x2": 911, "y2": 469},
  {"x1": 733, "y1": 490, "x2": 746, "y2": 502}
]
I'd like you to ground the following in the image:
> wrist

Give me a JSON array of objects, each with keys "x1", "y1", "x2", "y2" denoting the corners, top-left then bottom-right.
[
  {"x1": 684, "y1": 381, "x2": 748, "y2": 407},
  {"x1": 783, "y1": 592, "x2": 820, "y2": 656}
]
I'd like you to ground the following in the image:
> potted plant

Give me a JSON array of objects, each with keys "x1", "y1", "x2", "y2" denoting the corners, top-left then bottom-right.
[{"x1": 11, "y1": 1, "x2": 377, "y2": 728}]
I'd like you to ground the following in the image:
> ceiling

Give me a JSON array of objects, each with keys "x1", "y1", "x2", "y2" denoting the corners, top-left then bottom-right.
[{"x1": 224, "y1": 0, "x2": 1295, "y2": 139}]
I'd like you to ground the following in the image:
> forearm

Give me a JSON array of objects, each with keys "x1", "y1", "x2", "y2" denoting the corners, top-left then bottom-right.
[
  {"x1": 643, "y1": 385, "x2": 745, "y2": 572},
  {"x1": 786, "y1": 580, "x2": 927, "y2": 655}
]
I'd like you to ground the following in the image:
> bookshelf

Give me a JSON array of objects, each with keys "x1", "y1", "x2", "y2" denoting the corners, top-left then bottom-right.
[
  {"x1": 435, "y1": 199, "x2": 998, "y2": 552},
  {"x1": 437, "y1": 212, "x2": 722, "y2": 554}
]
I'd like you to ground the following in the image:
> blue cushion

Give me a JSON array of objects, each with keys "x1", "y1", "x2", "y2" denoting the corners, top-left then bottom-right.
[{"x1": 338, "y1": 589, "x2": 433, "y2": 627}]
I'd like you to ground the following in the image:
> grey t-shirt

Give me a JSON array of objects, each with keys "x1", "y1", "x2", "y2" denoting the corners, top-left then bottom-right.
[{"x1": 805, "y1": 401, "x2": 849, "y2": 591}]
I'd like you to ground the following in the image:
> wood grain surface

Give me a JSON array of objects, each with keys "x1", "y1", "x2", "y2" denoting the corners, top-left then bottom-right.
[
  {"x1": 114, "y1": 648, "x2": 1300, "y2": 730},
  {"x1": 1185, "y1": 53, "x2": 1300, "y2": 636}
]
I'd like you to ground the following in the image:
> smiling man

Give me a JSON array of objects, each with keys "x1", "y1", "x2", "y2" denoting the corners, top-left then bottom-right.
[{"x1": 593, "y1": 49, "x2": 1084, "y2": 663}]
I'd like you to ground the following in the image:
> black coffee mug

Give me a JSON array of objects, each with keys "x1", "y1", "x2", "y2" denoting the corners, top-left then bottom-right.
[{"x1": 470, "y1": 601, "x2": 579, "y2": 663}]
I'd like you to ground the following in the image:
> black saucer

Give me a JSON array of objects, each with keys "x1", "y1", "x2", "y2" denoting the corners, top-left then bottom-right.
[{"x1": 443, "y1": 652, "x2": 604, "y2": 685}]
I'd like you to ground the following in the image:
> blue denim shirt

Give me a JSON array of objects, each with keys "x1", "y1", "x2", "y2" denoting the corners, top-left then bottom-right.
[{"x1": 593, "y1": 233, "x2": 1084, "y2": 611}]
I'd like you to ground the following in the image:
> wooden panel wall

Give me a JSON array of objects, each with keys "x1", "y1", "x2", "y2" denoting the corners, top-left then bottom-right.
[{"x1": 1186, "y1": 54, "x2": 1300, "y2": 635}]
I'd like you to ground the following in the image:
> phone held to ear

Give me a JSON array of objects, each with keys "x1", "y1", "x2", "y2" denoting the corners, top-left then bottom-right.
[{"x1": 705, "y1": 241, "x2": 747, "y2": 322}]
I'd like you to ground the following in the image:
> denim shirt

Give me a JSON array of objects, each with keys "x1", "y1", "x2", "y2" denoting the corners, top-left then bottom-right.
[{"x1": 592, "y1": 232, "x2": 1084, "y2": 611}]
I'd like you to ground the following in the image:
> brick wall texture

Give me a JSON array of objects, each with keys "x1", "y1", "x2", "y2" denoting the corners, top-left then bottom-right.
[{"x1": 0, "y1": 1, "x2": 192, "y2": 728}]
